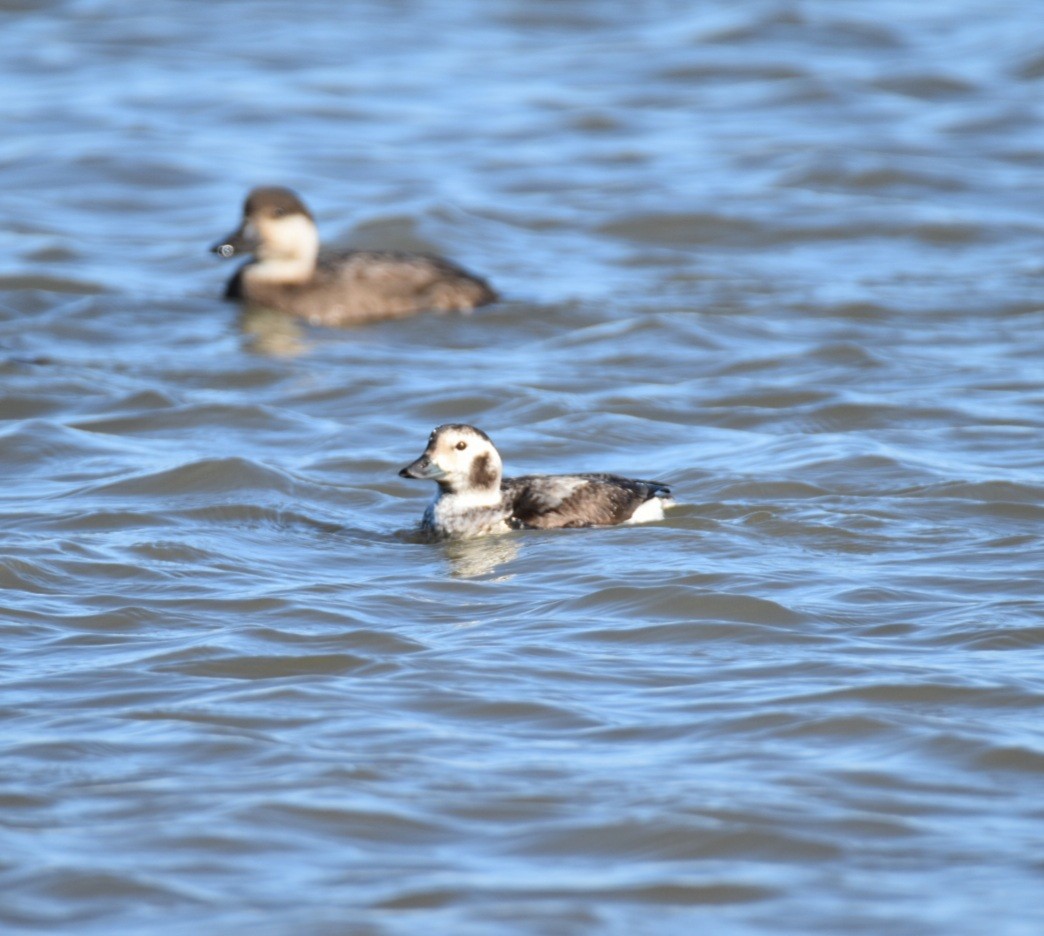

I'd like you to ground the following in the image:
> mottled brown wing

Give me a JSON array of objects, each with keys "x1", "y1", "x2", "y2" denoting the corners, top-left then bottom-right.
[
  {"x1": 506, "y1": 474, "x2": 670, "y2": 529},
  {"x1": 326, "y1": 251, "x2": 495, "y2": 302}
]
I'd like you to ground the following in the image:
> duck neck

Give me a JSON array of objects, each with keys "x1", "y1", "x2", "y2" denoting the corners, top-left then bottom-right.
[
  {"x1": 248, "y1": 254, "x2": 316, "y2": 285},
  {"x1": 438, "y1": 482, "x2": 502, "y2": 509}
]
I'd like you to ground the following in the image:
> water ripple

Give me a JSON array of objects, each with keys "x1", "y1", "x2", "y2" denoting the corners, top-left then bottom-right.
[{"x1": 2, "y1": 1, "x2": 1043, "y2": 934}]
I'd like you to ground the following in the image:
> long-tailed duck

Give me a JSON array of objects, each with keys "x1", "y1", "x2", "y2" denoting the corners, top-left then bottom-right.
[
  {"x1": 399, "y1": 424, "x2": 674, "y2": 539},
  {"x1": 211, "y1": 187, "x2": 497, "y2": 325}
]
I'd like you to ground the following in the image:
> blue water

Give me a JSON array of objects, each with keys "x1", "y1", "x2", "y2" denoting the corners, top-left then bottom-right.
[{"x1": 2, "y1": 1, "x2": 1043, "y2": 933}]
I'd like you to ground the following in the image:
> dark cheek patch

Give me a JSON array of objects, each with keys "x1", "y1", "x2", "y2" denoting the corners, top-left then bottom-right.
[{"x1": 469, "y1": 453, "x2": 498, "y2": 489}]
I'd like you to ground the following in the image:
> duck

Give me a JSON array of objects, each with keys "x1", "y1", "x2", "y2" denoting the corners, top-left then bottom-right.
[
  {"x1": 210, "y1": 187, "x2": 497, "y2": 326},
  {"x1": 399, "y1": 424, "x2": 674, "y2": 539}
]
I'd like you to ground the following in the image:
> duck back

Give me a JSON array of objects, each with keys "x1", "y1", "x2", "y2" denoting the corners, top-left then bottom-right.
[{"x1": 235, "y1": 249, "x2": 496, "y2": 325}]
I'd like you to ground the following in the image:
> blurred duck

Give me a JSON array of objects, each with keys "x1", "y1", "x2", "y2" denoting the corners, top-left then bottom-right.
[
  {"x1": 399, "y1": 424, "x2": 674, "y2": 539},
  {"x1": 211, "y1": 187, "x2": 497, "y2": 325}
]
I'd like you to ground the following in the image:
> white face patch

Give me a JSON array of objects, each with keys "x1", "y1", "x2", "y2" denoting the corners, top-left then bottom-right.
[
  {"x1": 427, "y1": 426, "x2": 503, "y2": 495},
  {"x1": 247, "y1": 214, "x2": 320, "y2": 284}
]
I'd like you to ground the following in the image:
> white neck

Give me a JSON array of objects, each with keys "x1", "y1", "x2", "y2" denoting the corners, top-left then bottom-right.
[
  {"x1": 246, "y1": 254, "x2": 317, "y2": 285},
  {"x1": 437, "y1": 486, "x2": 503, "y2": 509}
]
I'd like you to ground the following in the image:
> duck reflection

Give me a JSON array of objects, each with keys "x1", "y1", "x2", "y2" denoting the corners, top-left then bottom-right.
[
  {"x1": 443, "y1": 535, "x2": 519, "y2": 580},
  {"x1": 237, "y1": 305, "x2": 311, "y2": 357}
]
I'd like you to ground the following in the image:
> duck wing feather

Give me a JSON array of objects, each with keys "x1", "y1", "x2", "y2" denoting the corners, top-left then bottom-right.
[
  {"x1": 323, "y1": 250, "x2": 496, "y2": 301},
  {"x1": 505, "y1": 474, "x2": 671, "y2": 529}
]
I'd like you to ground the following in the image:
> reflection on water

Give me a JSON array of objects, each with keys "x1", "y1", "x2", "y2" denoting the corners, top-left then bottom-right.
[
  {"x1": 443, "y1": 535, "x2": 520, "y2": 579},
  {"x1": 1, "y1": 1, "x2": 1044, "y2": 935},
  {"x1": 238, "y1": 306, "x2": 312, "y2": 357}
]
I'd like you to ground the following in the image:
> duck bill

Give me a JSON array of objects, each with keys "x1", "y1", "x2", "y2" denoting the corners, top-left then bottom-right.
[
  {"x1": 210, "y1": 222, "x2": 259, "y2": 258},
  {"x1": 399, "y1": 454, "x2": 445, "y2": 480}
]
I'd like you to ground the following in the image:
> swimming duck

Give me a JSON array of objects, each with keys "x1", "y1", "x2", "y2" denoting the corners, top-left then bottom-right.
[
  {"x1": 211, "y1": 187, "x2": 497, "y2": 325},
  {"x1": 399, "y1": 424, "x2": 674, "y2": 539}
]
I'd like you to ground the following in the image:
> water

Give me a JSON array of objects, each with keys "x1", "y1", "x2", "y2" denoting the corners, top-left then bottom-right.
[{"x1": 2, "y1": 1, "x2": 1043, "y2": 933}]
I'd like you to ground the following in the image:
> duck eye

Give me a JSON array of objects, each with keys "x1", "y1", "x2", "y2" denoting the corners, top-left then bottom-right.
[{"x1": 455, "y1": 441, "x2": 468, "y2": 451}]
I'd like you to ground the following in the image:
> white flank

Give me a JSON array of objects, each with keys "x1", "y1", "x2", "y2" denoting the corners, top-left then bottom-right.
[{"x1": 624, "y1": 496, "x2": 673, "y2": 525}]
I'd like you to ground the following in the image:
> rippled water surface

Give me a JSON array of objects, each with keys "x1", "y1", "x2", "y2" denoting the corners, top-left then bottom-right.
[{"x1": 2, "y1": 1, "x2": 1044, "y2": 933}]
